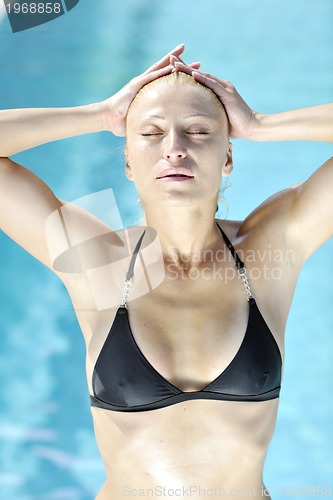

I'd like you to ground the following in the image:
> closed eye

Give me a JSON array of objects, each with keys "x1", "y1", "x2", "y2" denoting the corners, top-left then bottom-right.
[
  {"x1": 141, "y1": 131, "x2": 209, "y2": 137},
  {"x1": 141, "y1": 133, "x2": 163, "y2": 137},
  {"x1": 187, "y1": 131, "x2": 209, "y2": 135}
]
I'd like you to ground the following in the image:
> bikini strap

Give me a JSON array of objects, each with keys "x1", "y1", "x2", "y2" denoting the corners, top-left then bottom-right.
[
  {"x1": 120, "y1": 225, "x2": 253, "y2": 306},
  {"x1": 216, "y1": 223, "x2": 253, "y2": 301},
  {"x1": 120, "y1": 229, "x2": 146, "y2": 307}
]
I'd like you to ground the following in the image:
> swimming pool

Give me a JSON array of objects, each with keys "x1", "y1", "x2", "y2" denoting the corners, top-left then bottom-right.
[{"x1": 0, "y1": 1, "x2": 332, "y2": 498}]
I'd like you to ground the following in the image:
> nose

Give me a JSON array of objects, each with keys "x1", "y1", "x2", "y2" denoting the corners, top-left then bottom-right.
[{"x1": 163, "y1": 131, "x2": 187, "y2": 161}]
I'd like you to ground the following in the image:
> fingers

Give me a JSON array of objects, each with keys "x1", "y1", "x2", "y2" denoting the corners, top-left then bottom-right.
[
  {"x1": 170, "y1": 55, "x2": 201, "y2": 70},
  {"x1": 144, "y1": 46, "x2": 201, "y2": 80},
  {"x1": 173, "y1": 60, "x2": 232, "y2": 93},
  {"x1": 145, "y1": 44, "x2": 185, "y2": 73},
  {"x1": 189, "y1": 62, "x2": 201, "y2": 69},
  {"x1": 135, "y1": 46, "x2": 205, "y2": 94},
  {"x1": 133, "y1": 58, "x2": 201, "y2": 95},
  {"x1": 172, "y1": 60, "x2": 193, "y2": 76},
  {"x1": 193, "y1": 70, "x2": 233, "y2": 89},
  {"x1": 192, "y1": 71, "x2": 223, "y2": 87},
  {"x1": 136, "y1": 64, "x2": 174, "y2": 89}
]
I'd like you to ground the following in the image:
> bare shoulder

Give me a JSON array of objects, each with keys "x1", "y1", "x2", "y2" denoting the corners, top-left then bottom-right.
[
  {"x1": 0, "y1": 157, "x2": 122, "y2": 280},
  {"x1": 217, "y1": 184, "x2": 298, "y2": 250},
  {"x1": 238, "y1": 156, "x2": 333, "y2": 263},
  {"x1": 0, "y1": 157, "x2": 63, "y2": 268}
]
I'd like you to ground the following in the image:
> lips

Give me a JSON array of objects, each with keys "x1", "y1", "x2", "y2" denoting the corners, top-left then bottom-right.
[{"x1": 156, "y1": 168, "x2": 194, "y2": 180}]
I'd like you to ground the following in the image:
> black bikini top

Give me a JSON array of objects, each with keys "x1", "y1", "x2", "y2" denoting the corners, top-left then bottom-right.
[{"x1": 90, "y1": 224, "x2": 282, "y2": 412}]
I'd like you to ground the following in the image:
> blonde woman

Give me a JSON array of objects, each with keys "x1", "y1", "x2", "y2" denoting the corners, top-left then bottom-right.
[{"x1": 0, "y1": 45, "x2": 332, "y2": 499}]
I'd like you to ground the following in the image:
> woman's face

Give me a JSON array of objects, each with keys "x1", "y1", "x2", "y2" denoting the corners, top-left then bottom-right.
[{"x1": 125, "y1": 81, "x2": 232, "y2": 209}]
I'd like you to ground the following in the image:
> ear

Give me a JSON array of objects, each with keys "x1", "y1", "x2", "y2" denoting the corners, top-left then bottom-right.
[
  {"x1": 222, "y1": 142, "x2": 233, "y2": 177},
  {"x1": 125, "y1": 146, "x2": 134, "y2": 181}
]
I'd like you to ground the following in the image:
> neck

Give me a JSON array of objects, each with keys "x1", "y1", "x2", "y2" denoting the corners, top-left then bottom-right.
[{"x1": 142, "y1": 202, "x2": 221, "y2": 267}]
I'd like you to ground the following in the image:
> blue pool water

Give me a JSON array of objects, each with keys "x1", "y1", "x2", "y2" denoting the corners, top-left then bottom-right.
[{"x1": 0, "y1": 1, "x2": 332, "y2": 498}]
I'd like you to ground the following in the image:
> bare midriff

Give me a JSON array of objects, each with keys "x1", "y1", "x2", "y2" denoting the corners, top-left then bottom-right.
[{"x1": 92, "y1": 398, "x2": 278, "y2": 499}]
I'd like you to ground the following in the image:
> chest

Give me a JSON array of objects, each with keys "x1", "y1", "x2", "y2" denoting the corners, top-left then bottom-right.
[
  {"x1": 93, "y1": 273, "x2": 252, "y2": 392},
  {"x1": 73, "y1": 233, "x2": 287, "y2": 398}
]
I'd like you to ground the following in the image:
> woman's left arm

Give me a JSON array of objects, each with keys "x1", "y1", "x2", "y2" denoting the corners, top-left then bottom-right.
[
  {"x1": 249, "y1": 104, "x2": 333, "y2": 143},
  {"x1": 173, "y1": 59, "x2": 333, "y2": 142},
  {"x1": 173, "y1": 60, "x2": 333, "y2": 261}
]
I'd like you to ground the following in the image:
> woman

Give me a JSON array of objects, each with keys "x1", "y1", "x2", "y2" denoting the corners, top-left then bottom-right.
[{"x1": 0, "y1": 44, "x2": 332, "y2": 499}]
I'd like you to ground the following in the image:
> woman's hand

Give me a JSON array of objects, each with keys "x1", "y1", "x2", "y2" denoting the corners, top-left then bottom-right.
[
  {"x1": 101, "y1": 45, "x2": 201, "y2": 136},
  {"x1": 172, "y1": 60, "x2": 258, "y2": 140}
]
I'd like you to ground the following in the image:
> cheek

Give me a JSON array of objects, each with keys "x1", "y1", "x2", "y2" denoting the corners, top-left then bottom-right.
[
  {"x1": 125, "y1": 151, "x2": 152, "y2": 192},
  {"x1": 125, "y1": 142, "x2": 143, "y2": 180},
  {"x1": 126, "y1": 140, "x2": 158, "y2": 174},
  {"x1": 207, "y1": 144, "x2": 227, "y2": 172}
]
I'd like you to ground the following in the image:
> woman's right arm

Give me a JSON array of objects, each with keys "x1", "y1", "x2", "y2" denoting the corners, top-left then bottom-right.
[
  {"x1": 0, "y1": 104, "x2": 105, "y2": 157},
  {"x1": 0, "y1": 45, "x2": 194, "y2": 157}
]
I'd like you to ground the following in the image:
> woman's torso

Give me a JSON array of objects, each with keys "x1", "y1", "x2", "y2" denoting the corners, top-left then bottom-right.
[{"x1": 58, "y1": 204, "x2": 300, "y2": 499}]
